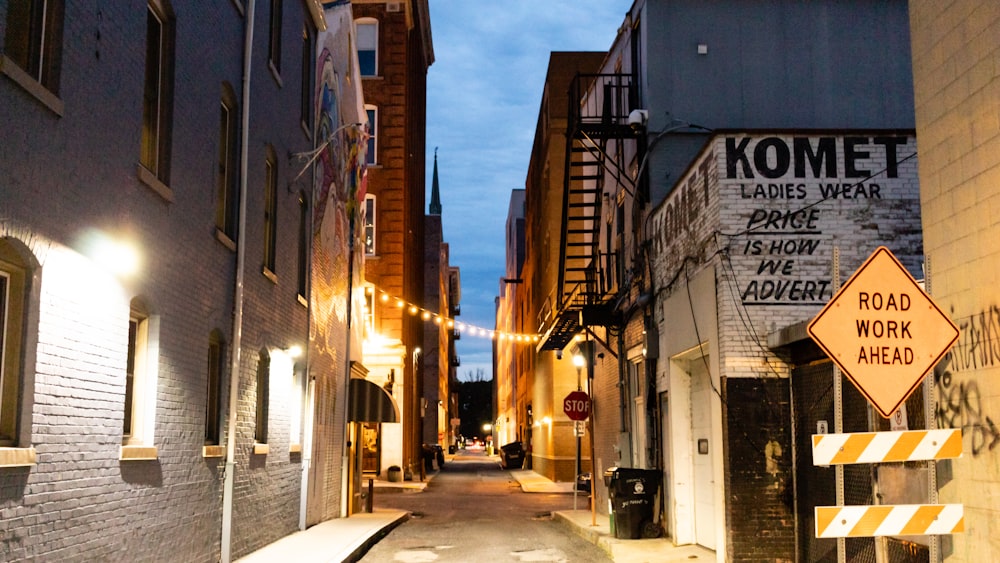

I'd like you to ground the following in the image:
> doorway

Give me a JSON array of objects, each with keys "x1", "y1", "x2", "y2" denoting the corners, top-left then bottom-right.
[{"x1": 690, "y1": 357, "x2": 716, "y2": 550}]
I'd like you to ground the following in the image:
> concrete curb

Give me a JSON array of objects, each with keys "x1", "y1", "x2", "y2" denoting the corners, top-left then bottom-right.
[{"x1": 341, "y1": 511, "x2": 409, "y2": 563}]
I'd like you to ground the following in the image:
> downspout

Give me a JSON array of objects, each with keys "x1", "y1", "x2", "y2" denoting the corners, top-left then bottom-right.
[{"x1": 221, "y1": 1, "x2": 255, "y2": 560}]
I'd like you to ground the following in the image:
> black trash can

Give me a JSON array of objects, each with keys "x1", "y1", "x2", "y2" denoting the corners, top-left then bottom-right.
[
  {"x1": 607, "y1": 468, "x2": 661, "y2": 539},
  {"x1": 500, "y1": 442, "x2": 524, "y2": 469}
]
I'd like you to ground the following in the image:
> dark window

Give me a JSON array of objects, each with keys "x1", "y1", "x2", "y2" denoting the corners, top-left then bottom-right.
[
  {"x1": 216, "y1": 84, "x2": 240, "y2": 239},
  {"x1": 205, "y1": 332, "x2": 225, "y2": 445},
  {"x1": 255, "y1": 351, "x2": 270, "y2": 443},
  {"x1": 140, "y1": 1, "x2": 174, "y2": 182},
  {"x1": 264, "y1": 149, "x2": 278, "y2": 273},
  {"x1": 300, "y1": 22, "x2": 314, "y2": 131},
  {"x1": 268, "y1": 0, "x2": 283, "y2": 74},
  {"x1": 297, "y1": 192, "x2": 309, "y2": 298},
  {"x1": 4, "y1": 0, "x2": 64, "y2": 92}
]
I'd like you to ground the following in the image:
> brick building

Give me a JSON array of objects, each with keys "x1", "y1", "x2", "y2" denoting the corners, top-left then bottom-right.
[
  {"x1": 531, "y1": 1, "x2": 918, "y2": 561},
  {"x1": 0, "y1": 2, "x2": 369, "y2": 561},
  {"x1": 518, "y1": 52, "x2": 606, "y2": 482},
  {"x1": 423, "y1": 150, "x2": 461, "y2": 453},
  {"x1": 908, "y1": 2, "x2": 1000, "y2": 561},
  {"x1": 352, "y1": 0, "x2": 433, "y2": 481}
]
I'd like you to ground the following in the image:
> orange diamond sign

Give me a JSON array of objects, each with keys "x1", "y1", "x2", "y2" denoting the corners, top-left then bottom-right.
[{"x1": 807, "y1": 246, "x2": 959, "y2": 418}]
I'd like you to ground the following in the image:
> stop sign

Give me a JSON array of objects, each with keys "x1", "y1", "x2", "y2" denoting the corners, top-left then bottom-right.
[{"x1": 563, "y1": 390, "x2": 591, "y2": 421}]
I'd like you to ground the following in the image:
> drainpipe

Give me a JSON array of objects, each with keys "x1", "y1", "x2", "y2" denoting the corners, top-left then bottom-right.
[{"x1": 221, "y1": 0, "x2": 255, "y2": 560}]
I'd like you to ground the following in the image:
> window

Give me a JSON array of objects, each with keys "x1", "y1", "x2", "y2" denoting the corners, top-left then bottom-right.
[
  {"x1": 140, "y1": 1, "x2": 175, "y2": 183},
  {"x1": 216, "y1": 83, "x2": 240, "y2": 240},
  {"x1": 363, "y1": 287, "x2": 375, "y2": 338},
  {"x1": 263, "y1": 147, "x2": 278, "y2": 274},
  {"x1": 124, "y1": 300, "x2": 150, "y2": 445},
  {"x1": 355, "y1": 18, "x2": 377, "y2": 76},
  {"x1": 268, "y1": 0, "x2": 282, "y2": 75},
  {"x1": 363, "y1": 194, "x2": 376, "y2": 255},
  {"x1": 255, "y1": 350, "x2": 270, "y2": 444},
  {"x1": 365, "y1": 105, "x2": 377, "y2": 165},
  {"x1": 0, "y1": 242, "x2": 29, "y2": 447},
  {"x1": 299, "y1": 22, "x2": 314, "y2": 132},
  {"x1": 289, "y1": 361, "x2": 304, "y2": 450},
  {"x1": 205, "y1": 331, "x2": 225, "y2": 445},
  {"x1": 296, "y1": 192, "x2": 309, "y2": 298},
  {"x1": 3, "y1": 0, "x2": 64, "y2": 93}
]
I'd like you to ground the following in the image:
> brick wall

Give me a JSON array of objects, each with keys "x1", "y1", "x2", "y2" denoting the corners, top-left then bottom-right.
[
  {"x1": 0, "y1": 2, "x2": 320, "y2": 560},
  {"x1": 909, "y1": 3, "x2": 1000, "y2": 561},
  {"x1": 649, "y1": 132, "x2": 922, "y2": 556}
]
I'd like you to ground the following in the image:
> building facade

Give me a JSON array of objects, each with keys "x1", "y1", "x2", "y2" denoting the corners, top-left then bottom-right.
[
  {"x1": 909, "y1": 2, "x2": 1000, "y2": 561},
  {"x1": 0, "y1": 1, "x2": 369, "y2": 560},
  {"x1": 518, "y1": 52, "x2": 606, "y2": 482},
  {"x1": 353, "y1": 0, "x2": 433, "y2": 481},
  {"x1": 527, "y1": 1, "x2": 919, "y2": 561},
  {"x1": 495, "y1": 189, "x2": 525, "y2": 449}
]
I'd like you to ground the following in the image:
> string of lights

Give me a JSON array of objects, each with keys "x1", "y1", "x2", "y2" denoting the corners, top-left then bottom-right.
[{"x1": 367, "y1": 285, "x2": 541, "y2": 344}]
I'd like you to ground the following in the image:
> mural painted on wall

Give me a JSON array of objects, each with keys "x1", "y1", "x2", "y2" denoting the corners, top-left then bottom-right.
[
  {"x1": 721, "y1": 135, "x2": 918, "y2": 306},
  {"x1": 312, "y1": 6, "x2": 369, "y2": 356},
  {"x1": 935, "y1": 304, "x2": 1000, "y2": 457}
]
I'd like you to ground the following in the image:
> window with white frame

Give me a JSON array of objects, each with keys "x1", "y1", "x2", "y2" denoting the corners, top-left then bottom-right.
[
  {"x1": 124, "y1": 299, "x2": 155, "y2": 446},
  {"x1": 140, "y1": 1, "x2": 175, "y2": 183},
  {"x1": 3, "y1": 0, "x2": 65, "y2": 94},
  {"x1": 355, "y1": 18, "x2": 377, "y2": 76},
  {"x1": 365, "y1": 105, "x2": 377, "y2": 165},
  {"x1": 363, "y1": 194, "x2": 376, "y2": 255}
]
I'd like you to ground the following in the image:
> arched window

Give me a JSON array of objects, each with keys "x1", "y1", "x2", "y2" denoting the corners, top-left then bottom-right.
[{"x1": 0, "y1": 238, "x2": 37, "y2": 448}]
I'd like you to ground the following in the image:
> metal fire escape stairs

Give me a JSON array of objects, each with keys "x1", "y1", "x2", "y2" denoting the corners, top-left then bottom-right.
[{"x1": 539, "y1": 73, "x2": 639, "y2": 352}]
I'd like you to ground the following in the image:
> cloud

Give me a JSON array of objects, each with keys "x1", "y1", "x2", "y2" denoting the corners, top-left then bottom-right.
[{"x1": 426, "y1": 0, "x2": 632, "y2": 380}]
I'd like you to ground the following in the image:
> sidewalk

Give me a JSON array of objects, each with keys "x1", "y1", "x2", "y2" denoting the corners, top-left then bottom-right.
[
  {"x1": 237, "y1": 460, "x2": 715, "y2": 563},
  {"x1": 236, "y1": 476, "x2": 430, "y2": 563},
  {"x1": 508, "y1": 469, "x2": 716, "y2": 563}
]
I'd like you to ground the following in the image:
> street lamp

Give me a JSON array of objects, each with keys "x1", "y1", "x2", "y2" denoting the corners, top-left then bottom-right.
[{"x1": 482, "y1": 423, "x2": 493, "y2": 456}]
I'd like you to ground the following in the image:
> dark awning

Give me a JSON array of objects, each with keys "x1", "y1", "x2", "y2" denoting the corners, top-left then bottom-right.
[{"x1": 348, "y1": 377, "x2": 399, "y2": 423}]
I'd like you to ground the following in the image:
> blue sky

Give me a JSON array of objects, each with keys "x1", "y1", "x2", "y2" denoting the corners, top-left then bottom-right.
[{"x1": 424, "y1": 1, "x2": 633, "y2": 380}]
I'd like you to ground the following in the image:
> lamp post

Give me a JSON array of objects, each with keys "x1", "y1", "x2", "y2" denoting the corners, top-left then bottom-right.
[
  {"x1": 572, "y1": 353, "x2": 585, "y2": 483},
  {"x1": 483, "y1": 423, "x2": 493, "y2": 456}
]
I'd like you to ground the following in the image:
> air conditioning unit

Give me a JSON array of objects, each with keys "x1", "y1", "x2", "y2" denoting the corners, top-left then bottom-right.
[{"x1": 386, "y1": 2, "x2": 401, "y2": 12}]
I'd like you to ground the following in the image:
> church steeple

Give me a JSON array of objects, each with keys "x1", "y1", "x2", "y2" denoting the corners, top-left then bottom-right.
[{"x1": 429, "y1": 147, "x2": 442, "y2": 215}]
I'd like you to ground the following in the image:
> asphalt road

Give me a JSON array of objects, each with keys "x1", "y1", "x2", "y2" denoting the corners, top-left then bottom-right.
[{"x1": 359, "y1": 451, "x2": 611, "y2": 562}]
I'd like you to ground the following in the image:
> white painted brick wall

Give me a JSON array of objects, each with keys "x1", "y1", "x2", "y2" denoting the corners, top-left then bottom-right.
[{"x1": 651, "y1": 133, "x2": 922, "y2": 379}]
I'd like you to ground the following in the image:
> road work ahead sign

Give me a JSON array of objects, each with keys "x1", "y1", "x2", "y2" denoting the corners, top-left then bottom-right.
[{"x1": 807, "y1": 246, "x2": 959, "y2": 418}]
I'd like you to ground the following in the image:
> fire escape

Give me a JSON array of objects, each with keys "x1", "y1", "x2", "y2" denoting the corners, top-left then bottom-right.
[{"x1": 538, "y1": 73, "x2": 640, "y2": 351}]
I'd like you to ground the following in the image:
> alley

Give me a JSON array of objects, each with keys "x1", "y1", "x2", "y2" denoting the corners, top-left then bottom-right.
[{"x1": 360, "y1": 453, "x2": 610, "y2": 562}]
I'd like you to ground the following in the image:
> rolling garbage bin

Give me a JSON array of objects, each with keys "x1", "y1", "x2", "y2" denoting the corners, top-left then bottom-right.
[
  {"x1": 607, "y1": 467, "x2": 662, "y2": 539},
  {"x1": 500, "y1": 442, "x2": 524, "y2": 469}
]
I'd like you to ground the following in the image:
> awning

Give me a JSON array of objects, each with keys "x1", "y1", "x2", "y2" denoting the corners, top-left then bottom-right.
[{"x1": 348, "y1": 377, "x2": 399, "y2": 423}]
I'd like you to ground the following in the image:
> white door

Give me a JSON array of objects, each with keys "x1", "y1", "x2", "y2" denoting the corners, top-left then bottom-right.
[{"x1": 690, "y1": 358, "x2": 716, "y2": 550}]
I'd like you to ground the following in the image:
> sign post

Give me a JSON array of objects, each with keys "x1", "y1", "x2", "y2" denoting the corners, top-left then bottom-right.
[{"x1": 807, "y1": 246, "x2": 963, "y2": 546}]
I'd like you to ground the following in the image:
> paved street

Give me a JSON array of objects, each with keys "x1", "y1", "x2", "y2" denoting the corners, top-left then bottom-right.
[{"x1": 360, "y1": 452, "x2": 611, "y2": 562}]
